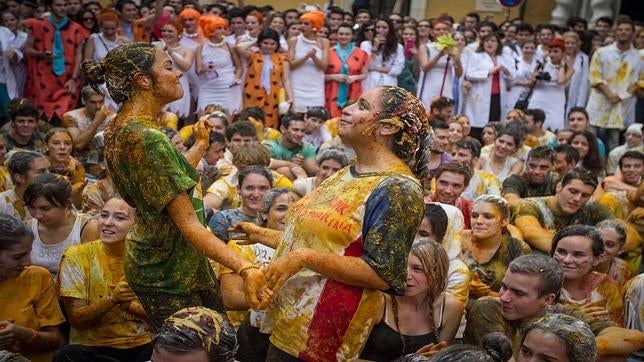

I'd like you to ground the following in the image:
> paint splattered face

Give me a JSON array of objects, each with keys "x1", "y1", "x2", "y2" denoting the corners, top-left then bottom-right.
[
  {"x1": 264, "y1": 192, "x2": 298, "y2": 231},
  {"x1": 519, "y1": 329, "x2": 570, "y2": 362},
  {"x1": 553, "y1": 235, "x2": 597, "y2": 280},
  {"x1": 99, "y1": 198, "x2": 135, "y2": 244},
  {"x1": 149, "y1": 49, "x2": 184, "y2": 103},
  {"x1": 239, "y1": 173, "x2": 271, "y2": 214},
  {"x1": 47, "y1": 131, "x2": 73, "y2": 162},
  {"x1": 339, "y1": 88, "x2": 383, "y2": 141},
  {"x1": 498, "y1": 270, "x2": 552, "y2": 321},
  {"x1": 471, "y1": 201, "x2": 508, "y2": 239},
  {"x1": 405, "y1": 254, "x2": 429, "y2": 297}
]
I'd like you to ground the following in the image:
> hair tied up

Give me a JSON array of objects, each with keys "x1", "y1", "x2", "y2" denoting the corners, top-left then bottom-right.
[{"x1": 81, "y1": 59, "x2": 106, "y2": 94}]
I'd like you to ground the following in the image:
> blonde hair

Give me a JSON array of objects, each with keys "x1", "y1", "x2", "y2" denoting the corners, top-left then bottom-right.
[{"x1": 411, "y1": 239, "x2": 449, "y2": 308}]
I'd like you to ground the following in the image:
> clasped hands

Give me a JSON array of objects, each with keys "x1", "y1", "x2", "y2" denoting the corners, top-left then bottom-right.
[{"x1": 229, "y1": 222, "x2": 308, "y2": 310}]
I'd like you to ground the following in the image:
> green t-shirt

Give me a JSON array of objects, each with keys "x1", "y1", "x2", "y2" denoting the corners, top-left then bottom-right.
[
  {"x1": 263, "y1": 138, "x2": 316, "y2": 161},
  {"x1": 104, "y1": 116, "x2": 215, "y2": 295}
]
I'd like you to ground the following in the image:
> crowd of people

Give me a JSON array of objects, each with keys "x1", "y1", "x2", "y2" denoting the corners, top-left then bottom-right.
[{"x1": 0, "y1": 0, "x2": 643, "y2": 361}]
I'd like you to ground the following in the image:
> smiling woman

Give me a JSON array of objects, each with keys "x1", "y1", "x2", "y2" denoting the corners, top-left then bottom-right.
[
  {"x1": 234, "y1": 86, "x2": 432, "y2": 361},
  {"x1": 82, "y1": 42, "x2": 268, "y2": 330},
  {"x1": 55, "y1": 198, "x2": 153, "y2": 361}
]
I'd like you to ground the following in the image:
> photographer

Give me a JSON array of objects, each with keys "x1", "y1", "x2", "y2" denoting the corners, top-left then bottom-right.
[{"x1": 527, "y1": 38, "x2": 575, "y2": 131}]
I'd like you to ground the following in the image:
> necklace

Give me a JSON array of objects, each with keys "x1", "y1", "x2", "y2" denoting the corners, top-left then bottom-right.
[
  {"x1": 166, "y1": 43, "x2": 182, "y2": 50},
  {"x1": 300, "y1": 34, "x2": 317, "y2": 44},
  {"x1": 208, "y1": 38, "x2": 226, "y2": 47},
  {"x1": 183, "y1": 30, "x2": 198, "y2": 38}
]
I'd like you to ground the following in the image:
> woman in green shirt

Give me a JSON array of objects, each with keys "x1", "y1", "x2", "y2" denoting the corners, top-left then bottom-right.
[{"x1": 82, "y1": 42, "x2": 268, "y2": 330}]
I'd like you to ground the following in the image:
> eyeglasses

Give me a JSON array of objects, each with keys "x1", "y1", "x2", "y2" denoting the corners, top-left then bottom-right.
[
  {"x1": 390, "y1": 18, "x2": 402, "y2": 23},
  {"x1": 418, "y1": 24, "x2": 430, "y2": 28},
  {"x1": 83, "y1": 17, "x2": 95, "y2": 21}
]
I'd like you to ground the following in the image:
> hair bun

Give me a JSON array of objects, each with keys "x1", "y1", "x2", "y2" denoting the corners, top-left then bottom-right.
[
  {"x1": 81, "y1": 59, "x2": 106, "y2": 89},
  {"x1": 482, "y1": 332, "x2": 513, "y2": 362}
]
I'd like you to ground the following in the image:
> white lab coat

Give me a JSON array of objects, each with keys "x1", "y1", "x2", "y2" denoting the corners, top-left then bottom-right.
[
  {"x1": 360, "y1": 40, "x2": 405, "y2": 91},
  {"x1": 0, "y1": 26, "x2": 26, "y2": 99},
  {"x1": 565, "y1": 51, "x2": 590, "y2": 116},
  {"x1": 462, "y1": 51, "x2": 514, "y2": 128}
]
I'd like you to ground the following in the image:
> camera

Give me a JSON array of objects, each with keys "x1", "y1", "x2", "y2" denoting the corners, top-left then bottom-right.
[{"x1": 535, "y1": 71, "x2": 551, "y2": 81}]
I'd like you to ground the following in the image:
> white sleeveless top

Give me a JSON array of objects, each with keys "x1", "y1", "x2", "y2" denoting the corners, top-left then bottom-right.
[
  {"x1": 30, "y1": 213, "x2": 83, "y2": 276},
  {"x1": 290, "y1": 34, "x2": 325, "y2": 112}
]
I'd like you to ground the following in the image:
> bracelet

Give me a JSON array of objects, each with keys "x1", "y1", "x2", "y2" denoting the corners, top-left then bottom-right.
[
  {"x1": 25, "y1": 328, "x2": 37, "y2": 344},
  {"x1": 238, "y1": 264, "x2": 260, "y2": 276}
]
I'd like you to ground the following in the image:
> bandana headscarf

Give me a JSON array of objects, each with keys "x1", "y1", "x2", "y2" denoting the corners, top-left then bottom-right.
[{"x1": 300, "y1": 10, "x2": 324, "y2": 31}]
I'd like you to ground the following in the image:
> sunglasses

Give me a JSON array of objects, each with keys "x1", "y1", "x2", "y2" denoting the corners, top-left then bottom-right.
[{"x1": 365, "y1": 28, "x2": 374, "y2": 32}]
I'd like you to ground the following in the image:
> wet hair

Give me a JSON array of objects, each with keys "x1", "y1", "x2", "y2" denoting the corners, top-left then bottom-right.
[
  {"x1": 374, "y1": 86, "x2": 432, "y2": 181},
  {"x1": 473, "y1": 195, "x2": 510, "y2": 219},
  {"x1": 619, "y1": 150, "x2": 644, "y2": 169},
  {"x1": 553, "y1": 144, "x2": 579, "y2": 167},
  {"x1": 550, "y1": 225, "x2": 604, "y2": 258},
  {"x1": 24, "y1": 173, "x2": 72, "y2": 209},
  {"x1": 225, "y1": 121, "x2": 257, "y2": 141},
  {"x1": 525, "y1": 108, "x2": 546, "y2": 126},
  {"x1": 82, "y1": 42, "x2": 157, "y2": 104},
  {"x1": 6, "y1": 151, "x2": 47, "y2": 184},
  {"x1": 521, "y1": 314, "x2": 597, "y2": 362},
  {"x1": 316, "y1": 148, "x2": 349, "y2": 168},
  {"x1": 435, "y1": 161, "x2": 473, "y2": 187},
  {"x1": 454, "y1": 139, "x2": 482, "y2": 158},
  {"x1": 410, "y1": 239, "x2": 449, "y2": 318},
  {"x1": 508, "y1": 254, "x2": 564, "y2": 298},
  {"x1": 421, "y1": 204, "x2": 448, "y2": 243},
  {"x1": 257, "y1": 28, "x2": 281, "y2": 50},
  {"x1": 430, "y1": 332, "x2": 512, "y2": 362},
  {"x1": 559, "y1": 167, "x2": 598, "y2": 189},
  {"x1": 238, "y1": 165, "x2": 273, "y2": 188},
  {"x1": 0, "y1": 213, "x2": 34, "y2": 251},
  {"x1": 527, "y1": 145, "x2": 554, "y2": 163},
  {"x1": 570, "y1": 130, "x2": 603, "y2": 176},
  {"x1": 153, "y1": 307, "x2": 237, "y2": 362},
  {"x1": 232, "y1": 142, "x2": 271, "y2": 167},
  {"x1": 45, "y1": 127, "x2": 74, "y2": 144},
  {"x1": 8, "y1": 97, "x2": 39, "y2": 120},
  {"x1": 596, "y1": 219, "x2": 627, "y2": 246}
]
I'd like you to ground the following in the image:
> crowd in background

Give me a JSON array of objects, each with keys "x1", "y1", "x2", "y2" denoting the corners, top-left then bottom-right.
[{"x1": 0, "y1": 0, "x2": 643, "y2": 361}]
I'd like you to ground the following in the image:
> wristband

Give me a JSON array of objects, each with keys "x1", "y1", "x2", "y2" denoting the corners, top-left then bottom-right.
[{"x1": 238, "y1": 264, "x2": 260, "y2": 276}]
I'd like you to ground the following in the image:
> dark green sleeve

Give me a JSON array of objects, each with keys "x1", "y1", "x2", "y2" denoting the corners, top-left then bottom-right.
[
  {"x1": 502, "y1": 174, "x2": 526, "y2": 197},
  {"x1": 464, "y1": 297, "x2": 507, "y2": 346},
  {"x1": 361, "y1": 175, "x2": 424, "y2": 295},
  {"x1": 512, "y1": 199, "x2": 542, "y2": 224},
  {"x1": 588, "y1": 202, "x2": 616, "y2": 225},
  {"x1": 134, "y1": 129, "x2": 197, "y2": 212}
]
